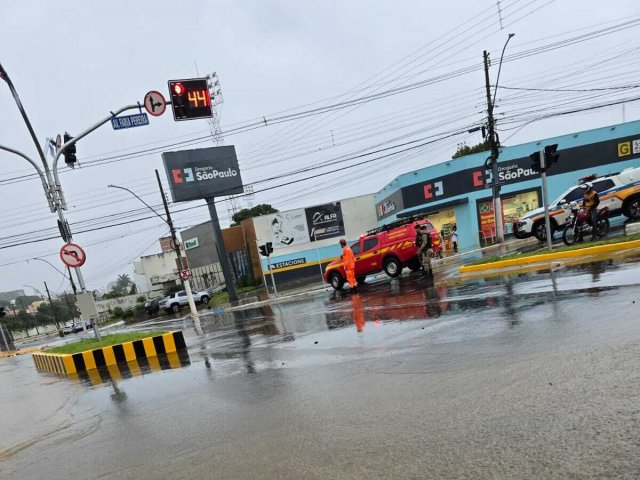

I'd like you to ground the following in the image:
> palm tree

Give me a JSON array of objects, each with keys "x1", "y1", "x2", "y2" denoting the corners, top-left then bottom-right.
[{"x1": 115, "y1": 274, "x2": 132, "y2": 294}]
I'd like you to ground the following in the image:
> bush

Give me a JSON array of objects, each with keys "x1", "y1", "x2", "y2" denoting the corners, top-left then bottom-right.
[
  {"x1": 164, "y1": 284, "x2": 181, "y2": 296},
  {"x1": 136, "y1": 296, "x2": 147, "y2": 303},
  {"x1": 111, "y1": 307, "x2": 124, "y2": 319}
]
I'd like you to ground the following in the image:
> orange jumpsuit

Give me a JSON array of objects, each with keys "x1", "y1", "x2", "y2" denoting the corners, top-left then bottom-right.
[{"x1": 342, "y1": 245, "x2": 357, "y2": 288}]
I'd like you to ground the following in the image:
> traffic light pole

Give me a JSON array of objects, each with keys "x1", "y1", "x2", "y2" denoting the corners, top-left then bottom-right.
[
  {"x1": 266, "y1": 254, "x2": 278, "y2": 297},
  {"x1": 540, "y1": 150, "x2": 553, "y2": 251}
]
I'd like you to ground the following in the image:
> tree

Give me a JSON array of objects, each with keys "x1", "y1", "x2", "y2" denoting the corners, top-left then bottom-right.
[
  {"x1": 115, "y1": 274, "x2": 133, "y2": 292},
  {"x1": 231, "y1": 204, "x2": 278, "y2": 226},
  {"x1": 451, "y1": 140, "x2": 490, "y2": 159}
]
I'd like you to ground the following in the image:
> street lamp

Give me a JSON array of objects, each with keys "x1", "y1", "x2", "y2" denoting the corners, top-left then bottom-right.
[
  {"x1": 483, "y1": 33, "x2": 515, "y2": 244},
  {"x1": 108, "y1": 175, "x2": 201, "y2": 322}
]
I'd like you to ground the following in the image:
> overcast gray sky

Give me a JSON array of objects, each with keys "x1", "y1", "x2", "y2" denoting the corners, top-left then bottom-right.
[{"x1": 2, "y1": 0, "x2": 640, "y2": 295}]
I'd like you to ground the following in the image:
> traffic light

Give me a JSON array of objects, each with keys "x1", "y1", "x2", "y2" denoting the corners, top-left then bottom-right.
[
  {"x1": 168, "y1": 78, "x2": 213, "y2": 121},
  {"x1": 544, "y1": 143, "x2": 560, "y2": 169},
  {"x1": 530, "y1": 151, "x2": 542, "y2": 173},
  {"x1": 0, "y1": 306, "x2": 5, "y2": 318},
  {"x1": 63, "y1": 132, "x2": 77, "y2": 167},
  {"x1": 258, "y1": 242, "x2": 274, "y2": 257}
]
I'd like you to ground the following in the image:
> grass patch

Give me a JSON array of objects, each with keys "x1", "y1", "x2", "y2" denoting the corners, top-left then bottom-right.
[
  {"x1": 467, "y1": 234, "x2": 640, "y2": 267},
  {"x1": 208, "y1": 286, "x2": 261, "y2": 308},
  {"x1": 45, "y1": 331, "x2": 166, "y2": 354}
]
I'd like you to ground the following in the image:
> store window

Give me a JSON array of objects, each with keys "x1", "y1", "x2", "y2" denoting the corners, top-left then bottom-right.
[
  {"x1": 423, "y1": 209, "x2": 456, "y2": 252},
  {"x1": 502, "y1": 191, "x2": 539, "y2": 234},
  {"x1": 477, "y1": 189, "x2": 540, "y2": 240}
]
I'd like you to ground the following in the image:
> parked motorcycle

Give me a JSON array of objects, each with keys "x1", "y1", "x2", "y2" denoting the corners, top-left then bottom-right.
[{"x1": 561, "y1": 201, "x2": 609, "y2": 245}]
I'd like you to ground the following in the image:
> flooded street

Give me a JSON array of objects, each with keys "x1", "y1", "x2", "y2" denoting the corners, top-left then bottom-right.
[{"x1": 2, "y1": 258, "x2": 640, "y2": 479}]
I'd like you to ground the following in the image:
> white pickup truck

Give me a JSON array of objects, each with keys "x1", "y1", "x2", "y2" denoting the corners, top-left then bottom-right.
[
  {"x1": 513, "y1": 167, "x2": 640, "y2": 241},
  {"x1": 160, "y1": 290, "x2": 211, "y2": 313}
]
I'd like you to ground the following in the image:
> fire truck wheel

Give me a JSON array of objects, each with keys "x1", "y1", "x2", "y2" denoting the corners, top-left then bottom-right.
[
  {"x1": 329, "y1": 272, "x2": 344, "y2": 290},
  {"x1": 383, "y1": 257, "x2": 402, "y2": 277}
]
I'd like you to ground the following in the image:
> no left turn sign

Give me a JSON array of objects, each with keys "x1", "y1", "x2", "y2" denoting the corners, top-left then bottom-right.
[{"x1": 60, "y1": 242, "x2": 87, "y2": 268}]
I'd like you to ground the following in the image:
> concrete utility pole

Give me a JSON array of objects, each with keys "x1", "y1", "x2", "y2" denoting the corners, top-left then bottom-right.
[
  {"x1": 482, "y1": 33, "x2": 514, "y2": 244},
  {"x1": 108, "y1": 175, "x2": 200, "y2": 321}
]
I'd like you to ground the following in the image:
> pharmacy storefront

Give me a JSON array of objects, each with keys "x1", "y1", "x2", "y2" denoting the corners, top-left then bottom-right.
[{"x1": 375, "y1": 120, "x2": 640, "y2": 252}]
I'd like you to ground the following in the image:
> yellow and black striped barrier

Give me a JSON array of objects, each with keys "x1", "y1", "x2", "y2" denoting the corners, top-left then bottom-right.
[
  {"x1": 69, "y1": 350, "x2": 191, "y2": 386},
  {"x1": 32, "y1": 331, "x2": 187, "y2": 375}
]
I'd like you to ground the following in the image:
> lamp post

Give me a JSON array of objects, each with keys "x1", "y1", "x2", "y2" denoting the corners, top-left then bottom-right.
[
  {"x1": 108, "y1": 178, "x2": 200, "y2": 322},
  {"x1": 483, "y1": 33, "x2": 515, "y2": 244}
]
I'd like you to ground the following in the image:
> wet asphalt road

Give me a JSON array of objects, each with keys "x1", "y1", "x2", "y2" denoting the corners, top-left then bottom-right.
[{"x1": 3, "y1": 256, "x2": 640, "y2": 479}]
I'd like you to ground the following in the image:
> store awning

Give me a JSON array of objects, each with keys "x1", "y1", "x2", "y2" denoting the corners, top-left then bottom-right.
[{"x1": 397, "y1": 197, "x2": 469, "y2": 218}]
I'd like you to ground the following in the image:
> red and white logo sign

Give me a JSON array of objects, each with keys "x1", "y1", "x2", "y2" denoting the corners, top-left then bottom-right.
[
  {"x1": 144, "y1": 90, "x2": 167, "y2": 117},
  {"x1": 60, "y1": 242, "x2": 86, "y2": 268},
  {"x1": 179, "y1": 268, "x2": 192, "y2": 280}
]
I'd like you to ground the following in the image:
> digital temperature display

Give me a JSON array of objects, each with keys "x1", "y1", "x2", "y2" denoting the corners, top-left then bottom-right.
[{"x1": 168, "y1": 78, "x2": 213, "y2": 121}]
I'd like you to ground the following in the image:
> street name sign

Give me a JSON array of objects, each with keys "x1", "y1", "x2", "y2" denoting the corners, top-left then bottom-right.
[{"x1": 111, "y1": 113, "x2": 150, "y2": 130}]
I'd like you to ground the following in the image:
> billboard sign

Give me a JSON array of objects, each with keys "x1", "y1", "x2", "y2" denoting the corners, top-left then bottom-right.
[
  {"x1": 268, "y1": 210, "x2": 309, "y2": 249},
  {"x1": 162, "y1": 146, "x2": 243, "y2": 202},
  {"x1": 305, "y1": 202, "x2": 345, "y2": 241}
]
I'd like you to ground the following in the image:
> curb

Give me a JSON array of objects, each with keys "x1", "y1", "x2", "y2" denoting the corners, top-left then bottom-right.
[
  {"x1": 32, "y1": 331, "x2": 186, "y2": 375},
  {"x1": 459, "y1": 239, "x2": 640, "y2": 274}
]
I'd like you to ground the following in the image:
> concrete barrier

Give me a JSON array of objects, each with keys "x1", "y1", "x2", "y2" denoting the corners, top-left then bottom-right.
[
  {"x1": 32, "y1": 331, "x2": 186, "y2": 375},
  {"x1": 624, "y1": 222, "x2": 640, "y2": 236}
]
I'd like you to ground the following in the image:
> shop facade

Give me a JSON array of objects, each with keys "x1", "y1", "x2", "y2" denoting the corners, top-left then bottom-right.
[{"x1": 374, "y1": 120, "x2": 640, "y2": 252}]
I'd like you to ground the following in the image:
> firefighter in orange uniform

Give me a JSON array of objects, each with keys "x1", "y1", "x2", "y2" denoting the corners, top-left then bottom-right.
[{"x1": 340, "y1": 239, "x2": 357, "y2": 292}]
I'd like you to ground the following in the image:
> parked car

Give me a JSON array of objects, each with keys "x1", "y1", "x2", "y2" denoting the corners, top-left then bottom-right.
[
  {"x1": 323, "y1": 217, "x2": 439, "y2": 290},
  {"x1": 514, "y1": 168, "x2": 640, "y2": 241},
  {"x1": 61, "y1": 321, "x2": 92, "y2": 335},
  {"x1": 160, "y1": 290, "x2": 211, "y2": 313},
  {"x1": 144, "y1": 296, "x2": 162, "y2": 315}
]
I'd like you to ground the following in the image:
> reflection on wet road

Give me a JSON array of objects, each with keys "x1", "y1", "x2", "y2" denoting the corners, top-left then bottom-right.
[{"x1": 3, "y1": 256, "x2": 640, "y2": 479}]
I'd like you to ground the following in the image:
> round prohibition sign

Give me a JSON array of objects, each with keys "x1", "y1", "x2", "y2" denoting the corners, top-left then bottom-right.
[
  {"x1": 144, "y1": 90, "x2": 167, "y2": 117},
  {"x1": 60, "y1": 242, "x2": 87, "y2": 268},
  {"x1": 179, "y1": 268, "x2": 192, "y2": 280}
]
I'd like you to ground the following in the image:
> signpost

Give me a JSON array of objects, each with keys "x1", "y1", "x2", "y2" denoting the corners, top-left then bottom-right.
[
  {"x1": 60, "y1": 242, "x2": 86, "y2": 268},
  {"x1": 111, "y1": 113, "x2": 150, "y2": 130}
]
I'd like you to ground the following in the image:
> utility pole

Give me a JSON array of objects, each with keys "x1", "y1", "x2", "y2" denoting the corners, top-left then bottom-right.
[
  {"x1": 154, "y1": 170, "x2": 199, "y2": 320},
  {"x1": 44, "y1": 281, "x2": 60, "y2": 329},
  {"x1": 483, "y1": 50, "x2": 505, "y2": 244},
  {"x1": 155, "y1": 170, "x2": 185, "y2": 285}
]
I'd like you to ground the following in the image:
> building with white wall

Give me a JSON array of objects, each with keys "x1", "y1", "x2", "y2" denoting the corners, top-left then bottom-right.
[
  {"x1": 252, "y1": 194, "x2": 378, "y2": 284},
  {"x1": 133, "y1": 251, "x2": 180, "y2": 296}
]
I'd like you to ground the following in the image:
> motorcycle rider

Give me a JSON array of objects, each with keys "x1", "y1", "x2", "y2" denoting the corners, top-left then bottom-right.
[{"x1": 581, "y1": 183, "x2": 600, "y2": 241}]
